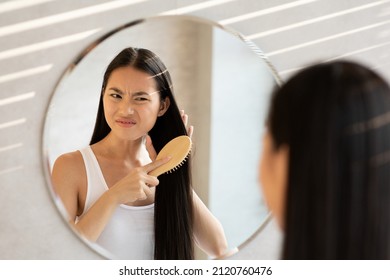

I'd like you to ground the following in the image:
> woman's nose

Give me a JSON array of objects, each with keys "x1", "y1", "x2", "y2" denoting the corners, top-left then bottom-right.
[{"x1": 119, "y1": 102, "x2": 134, "y2": 115}]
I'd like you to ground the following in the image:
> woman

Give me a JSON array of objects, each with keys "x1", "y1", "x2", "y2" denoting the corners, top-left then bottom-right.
[
  {"x1": 52, "y1": 47, "x2": 227, "y2": 260},
  {"x1": 259, "y1": 60, "x2": 390, "y2": 259}
]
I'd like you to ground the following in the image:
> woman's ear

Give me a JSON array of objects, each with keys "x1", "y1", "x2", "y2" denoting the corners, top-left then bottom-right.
[{"x1": 157, "y1": 97, "x2": 170, "y2": 117}]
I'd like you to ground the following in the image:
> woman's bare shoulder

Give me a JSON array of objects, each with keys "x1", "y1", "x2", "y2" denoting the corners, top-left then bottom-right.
[
  {"x1": 52, "y1": 150, "x2": 88, "y2": 218},
  {"x1": 52, "y1": 150, "x2": 86, "y2": 189},
  {"x1": 53, "y1": 151, "x2": 84, "y2": 172}
]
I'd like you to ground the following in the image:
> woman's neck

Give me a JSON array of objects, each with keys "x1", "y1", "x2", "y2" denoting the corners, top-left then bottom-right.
[{"x1": 95, "y1": 132, "x2": 149, "y2": 164}]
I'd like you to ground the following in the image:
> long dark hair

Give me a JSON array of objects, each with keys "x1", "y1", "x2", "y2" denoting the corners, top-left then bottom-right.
[
  {"x1": 267, "y1": 60, "x2": 390, "y2": 259},
  {"x1": 90, "y1": 47, "x2": 194, "y2": 259}
]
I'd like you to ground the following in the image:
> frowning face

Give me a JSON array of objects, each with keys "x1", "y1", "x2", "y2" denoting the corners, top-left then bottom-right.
[{"x1": 103, "y1": 66, "x2": 169, "y2": 141}]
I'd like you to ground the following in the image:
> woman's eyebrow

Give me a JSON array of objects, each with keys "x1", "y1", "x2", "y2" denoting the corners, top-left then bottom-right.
[
  {"x1": 132, "y1": 90, "x2": 160, "y2": 96},
  {"x1": 107, "y1": 87, "x2": 159, "y2": 96},
  {"x1": 107, "y1": 87, "x2": 123, "y2": 94},
  {"x1": 132, "y1": 91, "x2": 149, "y2": 96}
]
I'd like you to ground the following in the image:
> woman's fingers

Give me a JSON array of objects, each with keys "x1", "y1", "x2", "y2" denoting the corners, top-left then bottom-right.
[
  {"x1": 181, "y1": 109, "x2": 188, "y2": 126},
  {"x1": 143, "y1": 156, "x2": 171, "y2": 174},
  {"x1": 187, "y1": 125, "x2": 194, "y2": 138},
  {"x1": 141, "y1": 183, "x2": 153, "y2": 197},
  {"x1": 180, "y1": 109, "x2": 194, "y2": 138},
  {"x1": 144, "y1": 173, "x2": 160, "y2": 187}
]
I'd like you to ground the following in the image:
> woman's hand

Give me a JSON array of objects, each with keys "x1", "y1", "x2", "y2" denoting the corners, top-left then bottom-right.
[
  {"x1": 108, "y1": 156, "x2": 170, "y2": 205},
  {"x1": 145, "y1": 108, "x2": 194, "y2": 162},
  {"x1": 180, "y1": 109, "x2": 194, "y2": 138}
]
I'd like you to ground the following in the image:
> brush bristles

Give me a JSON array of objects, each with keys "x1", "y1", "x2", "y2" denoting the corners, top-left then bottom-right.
[{"x1": 164, "y1": 148, "x2": 191, "y2": 175}]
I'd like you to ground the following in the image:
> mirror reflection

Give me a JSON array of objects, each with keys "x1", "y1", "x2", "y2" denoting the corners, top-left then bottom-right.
[{"x1": 43, "y1": 15, "x2": 280, "y2": 259}]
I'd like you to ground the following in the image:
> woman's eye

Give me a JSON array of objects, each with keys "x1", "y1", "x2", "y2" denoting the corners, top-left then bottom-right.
[
  {"x1": 110, "y1": 94, "x2": 122, "y2": 99},
  {"x1": 134, "y1": 97, "x2": 149, "y2": 102}
]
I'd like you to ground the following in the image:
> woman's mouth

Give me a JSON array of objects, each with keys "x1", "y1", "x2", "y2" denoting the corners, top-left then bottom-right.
[{"x1": 116, "y1": 119, "x2": 136, "y2": 128}]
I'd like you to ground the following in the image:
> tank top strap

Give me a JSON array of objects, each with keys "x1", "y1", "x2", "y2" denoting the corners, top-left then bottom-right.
[{"x1": 79, "y1": 146, "x2": 108, "y2": 214}]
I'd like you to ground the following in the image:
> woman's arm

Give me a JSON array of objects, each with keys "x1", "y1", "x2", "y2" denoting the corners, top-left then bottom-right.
[
  {"x1": 52, "y1": 152, "x2": 169, "y2": 242},
  {"x1": 192, "y1": 190, "x2": 228, "y2": 258},
  {"x1": 51, "y1": 152, "x2": 120, "y2": 241}
]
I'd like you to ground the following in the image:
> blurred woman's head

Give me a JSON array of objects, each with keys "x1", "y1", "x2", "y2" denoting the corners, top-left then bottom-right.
[{"x1": 260, "y1": 60, "x2": 390, "y2": 259}]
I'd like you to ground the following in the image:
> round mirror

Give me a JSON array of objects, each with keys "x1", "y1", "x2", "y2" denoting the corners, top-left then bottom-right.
[{"x1": 43, "y1": 15, "x2": 281, "y2": 259}]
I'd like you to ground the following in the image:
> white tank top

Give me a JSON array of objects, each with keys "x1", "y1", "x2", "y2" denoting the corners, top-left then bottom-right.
[{"x1": 78, "y1": 146, "x2": 154, "y2": 260}]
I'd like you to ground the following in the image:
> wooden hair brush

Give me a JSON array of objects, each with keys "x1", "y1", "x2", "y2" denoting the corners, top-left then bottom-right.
[{"x1": 149, "y1": 135, "x2": 192, "y2": 177}]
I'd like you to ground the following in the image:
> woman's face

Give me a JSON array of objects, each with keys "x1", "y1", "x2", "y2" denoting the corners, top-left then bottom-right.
[
  {"x1": 103, "y1": 66, "x2": 169, "y2": 141},
  {"x1": 259, "y1": 130, "x2": 289, "y2": 229}
]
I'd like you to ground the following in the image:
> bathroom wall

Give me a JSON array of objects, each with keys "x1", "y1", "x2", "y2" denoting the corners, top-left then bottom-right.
[{"x1": 1, "y1": 0, "x2": 389, "y2": 259}]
